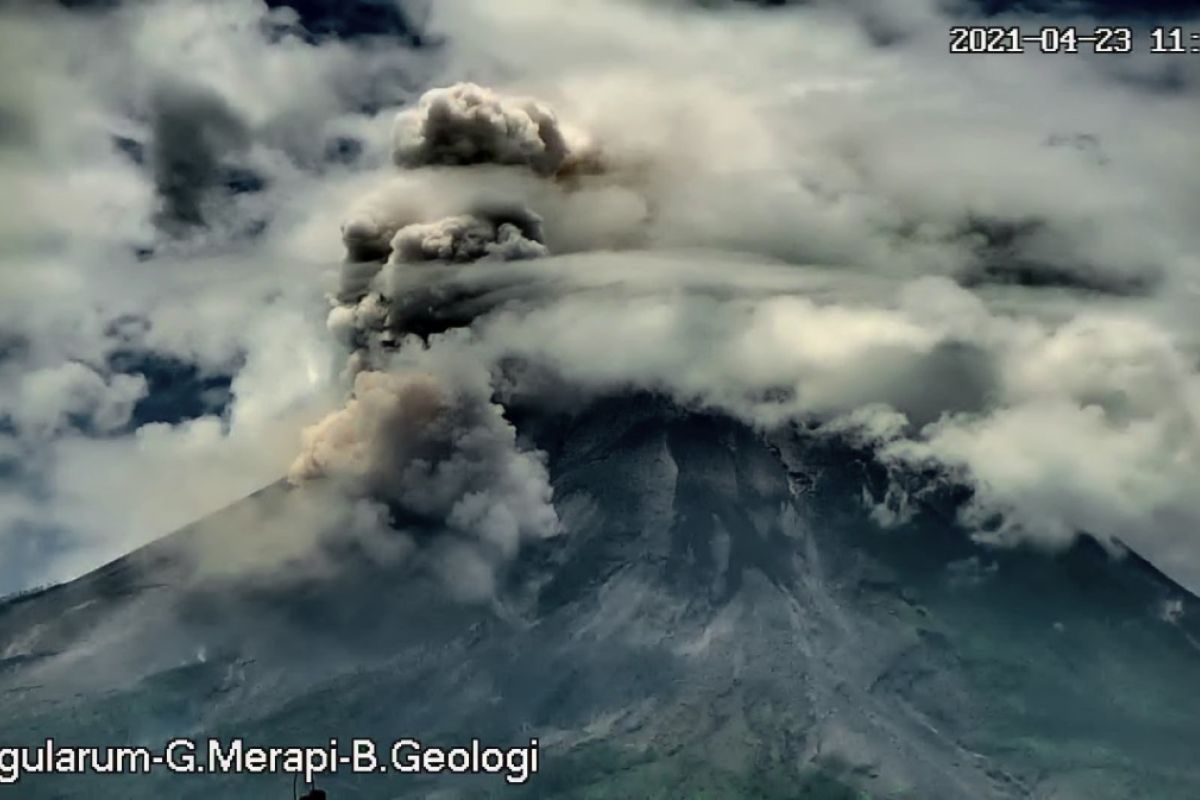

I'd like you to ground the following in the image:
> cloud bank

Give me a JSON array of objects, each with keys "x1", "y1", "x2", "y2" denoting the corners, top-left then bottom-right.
[{"x1": 3, "y1": 0, "x2": 1200, "y2": 599}]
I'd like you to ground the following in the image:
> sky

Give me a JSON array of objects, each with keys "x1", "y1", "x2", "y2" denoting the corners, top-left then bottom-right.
[{"x1": 1, "y1": 0, "x2": 1199, "y2": 598}]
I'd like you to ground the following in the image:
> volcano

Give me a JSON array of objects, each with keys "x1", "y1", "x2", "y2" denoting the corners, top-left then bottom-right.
[
  {"x1": 2, "y1": 393, "x2": 1199, "y2": 799},
  {"x1": 7, "y1": 2, "x2": 1200, "y2": 798}
]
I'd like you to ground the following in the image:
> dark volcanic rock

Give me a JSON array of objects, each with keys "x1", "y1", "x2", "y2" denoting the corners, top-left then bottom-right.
[{"x1": 2, "y1": 396, "x2": 1199, "y2": 798}]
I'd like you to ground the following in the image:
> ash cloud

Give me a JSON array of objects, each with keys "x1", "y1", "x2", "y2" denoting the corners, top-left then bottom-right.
[
  {"x1": 287, "y1": 366, "x2": 560, "y2": 597},
  {"x1": 392, "y1": 82, "x2": 575, "y2": 176},
  {"x1": 327, "y1": 86, "x2": 566, "y2": 385},
  {"x1": 390, "y1": 211, "x2": 548, "y2": 265},
  {"x1": 289, "y1": 369, "x2": 559, "y2": 553},
  {"x1": 294, "y1": 83, "x2": 566, "y2": 595}
]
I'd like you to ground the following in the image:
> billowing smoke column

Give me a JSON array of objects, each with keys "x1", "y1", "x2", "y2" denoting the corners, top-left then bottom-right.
[
  {"x1": 392, "y1": 83, "x2": 573, "y2": 176},
  {"x1": 326, "y1": 83, "x2": 593, "y2": 368},
  {"x1": 391, "y1": 211, "x2": 549, "y2": 264},
  {"x1": 287, "y1": 83, "x2": 579, "y2": 597},
  {"x1": 289, "y1": 370, "x2": 559, "y2": 564},
  {"x1": 340, "y1": 204, "x2": 551, "y2": 271}
]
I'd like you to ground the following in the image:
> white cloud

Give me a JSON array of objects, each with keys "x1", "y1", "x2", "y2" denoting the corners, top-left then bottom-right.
[
  {"x1": 0, "y1": 0, "x2": 416, "y2": 592},
  {"x1": 353, "y1": 254, "x2": 1200, "y2": 589},
  {"x1": 2, "y1": 362, "x2": 147, "y2": 439},
  {"x1": 4, "y1": 0, "x2": 1200, "y2": 600}
]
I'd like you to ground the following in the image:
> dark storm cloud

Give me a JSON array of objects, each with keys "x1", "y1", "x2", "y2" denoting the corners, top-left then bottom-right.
[
  {"x1": 391, "y1": 83, "x2": 574, "y2": 175},
  {"x1": 148, "y1": 80, "x2": 252, "y2": 233},
  {"x1": 956, "y1": 214, "x2": 1160, "y2": 295}
]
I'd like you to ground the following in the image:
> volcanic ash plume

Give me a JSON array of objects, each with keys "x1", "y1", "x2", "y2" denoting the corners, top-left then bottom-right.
[
  {"x1": 285, "y1": 83, "x2": 595, "y2": 595},
  {"x1": 288, "y1": 369, "x2": 560, "y2": 564},
  {"x1": 329, "y1": 205, "x2": 551, "y2": 365},
  {"x1": 327, "y1": 84, "x2": 587, "y2": 372},
  {"x1": 390, "y1": 211, "x2": 549, "y2": 264},
  {"x1": 392, "y1": 82, "x2": 575, "y2": 176}
]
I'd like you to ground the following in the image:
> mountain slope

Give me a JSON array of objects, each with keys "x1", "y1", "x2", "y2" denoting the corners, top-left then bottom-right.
[{"x1": 1, "y1": 395, "x2": 1199, "y2": 799}]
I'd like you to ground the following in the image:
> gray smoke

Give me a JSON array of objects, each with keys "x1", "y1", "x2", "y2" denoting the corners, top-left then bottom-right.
[
  {"x1": 390, "y1": 212, "x2": 548, "y2": 264},
  {"x1": 297, "y1": 98, "x2": 568, "y2": 595},
  {"x1": 392, "y1": 82, "x2": 574, "y2": 176},
  {"x1": 149, "y1": 79, "x2": 251, "y2": 233},
  {"x1": 287, "y1": 367, "x2": 561, "y2": 595}
]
